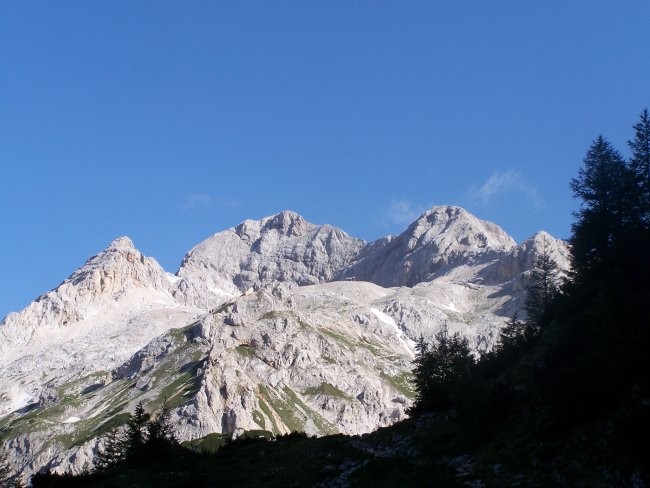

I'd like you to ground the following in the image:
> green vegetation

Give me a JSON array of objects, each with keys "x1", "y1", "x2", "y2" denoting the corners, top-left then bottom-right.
[
  {"x1": 258, "y1": 385, "x2": 305, "y2": 432},
  {"x1": 304, "y1": 382, "x2": 352, "y2": 401},
  {"x1": 181, "y1": 432, "x2": 229, "y2": 454},
  {"x1": 235, "y1": 344, "x2": 256, "y2": 358},
  {"x1": 251, "y1": 409, "x2": 265, "y2": 429},
  {"x1": 320, "y1": 327, "x2": 385, "y2": 356},
  {"x1": 168, "y1": 323, "x2": 198, "y2": 343},
  {"x1": 256, "y1": 385, "x2": 337, "y2": 436},
  {"x1": 320, "y1": 327, "x2": 356, "y2": 349},
  {"x1": 380, "y1": 371, "x2": 415, "y2": 399}
]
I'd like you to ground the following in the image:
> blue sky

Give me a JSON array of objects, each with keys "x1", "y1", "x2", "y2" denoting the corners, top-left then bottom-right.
[{"x1": 1, "y1": 1, "x2": 649, "y2": 317}]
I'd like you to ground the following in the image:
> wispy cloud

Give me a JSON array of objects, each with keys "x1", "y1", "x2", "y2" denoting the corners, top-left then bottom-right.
[
  {"x1": 469, "y1": 170, "x2": 542, "y2": 208},
  {"x1": 182, "y1": 194, "x2": 212, "y2": 210},
  {"x1": 385, "y1": 200, "x2": 428, "y2": 226}
]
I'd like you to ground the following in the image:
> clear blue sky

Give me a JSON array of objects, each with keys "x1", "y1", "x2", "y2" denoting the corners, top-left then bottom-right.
[{"x1": 1, "y1": 1, "x2": 649, "y2": 318}]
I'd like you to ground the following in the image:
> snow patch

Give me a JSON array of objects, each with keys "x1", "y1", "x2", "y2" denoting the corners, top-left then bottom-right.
[
  {"x1": 369, "y1": 308, "x2": 416, "y2": 358},
  {"x1": 441, "y1": 302, "x2": 460, "y2": 313},
  {"x1": 62, "y1": 416, "x2": 81, "y2": 424}
]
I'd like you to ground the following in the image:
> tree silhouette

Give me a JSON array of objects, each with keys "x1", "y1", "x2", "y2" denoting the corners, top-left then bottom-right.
[
  {"x1": 123, "y1": 401, "x2": 150, "y2": 462},
  {"x1": 570, "y1": 136, "x2": 628, "y2": 279},
  {"x1": 409, "y1": 330, "x2": 474, "y2": 413},
  {"x1": 93, "y1": 427, "x2": 125, "y2": 472},
  {"x1": 525, "y1": 244, "x2": 560, "y2": 329},
  {"x1": 145, "y1": 400, "x2": 178, "y2": 458},
  {"x1": 498, "y1": 313, "x2": 527, "y2": 349},
  {"x1": 628, "y1": 108, "x2": 650, "y2": 223}
]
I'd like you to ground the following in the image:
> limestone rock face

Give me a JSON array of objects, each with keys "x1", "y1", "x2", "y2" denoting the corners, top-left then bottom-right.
[
  {"x1": 0, "y1": 207, "x2": 571, "y2": 484},
  {"x1": 337, "y1": 206, "x2": 516, "y2": 287},
  {"x1": 174, "y1": 281, "x2": 415, "y2": 441},
  {"x1": 174, "y1": 211, "x2": 365, "y2": 309},
  {"x1": 0, "y1": 237, "x2": 177, "y2": 354},
  {"x1": 478, "y1": 231, "x2": 570, "y2": 286}
]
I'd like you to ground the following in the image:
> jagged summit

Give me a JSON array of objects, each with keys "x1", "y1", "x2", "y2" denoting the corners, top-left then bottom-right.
[
  {"x1": 174, "y1": 211, "x2": 365, "y2": 308},
  {"x1": 106, "y1": 235, "x2": 136, "y2": 251},
  {"x1": 412, "y1": 206, "x2": 515, "y2": 248},
  {"x1": 260, "y1": 210, "x2": 308, "y2": 236},
  {"x1": 0, "y1": 236, "x2": 174, "y2": 353},
  {"x1": 337, "y1": 205, "x2": 517, "y2": 287},
  {"x1": 514, "y1": 230, "x2": 570, "y2": 273}
]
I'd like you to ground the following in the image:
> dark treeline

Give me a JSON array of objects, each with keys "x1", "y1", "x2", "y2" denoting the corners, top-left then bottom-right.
[
  {"x1": 408, "y1": 109, "x2": 650, "y2": 484},
  {"x1": 29, "y1": 401, "x2": 179, "y2": 487}
]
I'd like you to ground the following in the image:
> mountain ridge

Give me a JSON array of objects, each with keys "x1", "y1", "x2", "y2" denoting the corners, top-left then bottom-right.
[{"x1": 0, "y1": 205, "x2": 570, "y2": 483}]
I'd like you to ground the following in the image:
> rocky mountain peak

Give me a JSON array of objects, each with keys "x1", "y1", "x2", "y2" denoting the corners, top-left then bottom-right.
[
  {"x1": 107, "y1": 236, "x2": 136, "y2": 251},
  {"x1": 261, "y1": 210, "x2": 308, "y2": 237},
  {"x1": 0, "y1": 238, "x2": 174, "y2": 352},
  {"x1": 337, "y1": 205, "x2": 516, "y2": 287},
  {"x1": 174, "y1": 212, "x2": 365, "y2": 308},
  {"x1": 406, "y1": 205, "x2": 516, "y2": 253},
  {"x1": 519, "y1": 231, "x2": 570, "y2": 270}
]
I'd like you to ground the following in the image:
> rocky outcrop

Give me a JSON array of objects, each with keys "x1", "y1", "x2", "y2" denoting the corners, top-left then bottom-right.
[
  {"x1": 0, "y1": 237, "x2": 177, "y2": 353},
  {"x1": 337, "y1": 206, "x2": 516, "y2": 287},
  {"x1": 174, "y1": 211, "x2": 365, "y2": 309},
  {"x1": 477, "y1": 231, "x2": 570, "y2": 286},
  {"x1": 175, "y1": 282, "x2": 415, "y2": 441}
]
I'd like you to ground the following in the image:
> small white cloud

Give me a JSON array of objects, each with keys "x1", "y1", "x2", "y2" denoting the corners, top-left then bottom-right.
[
  {"x1": 470, "y1": 170, "x2": 542, "y2": 208},
  {"x1": 182, "y1": 194, "x2": 212, "y2": 210},
  {"x1": 385, "y1": 200, "x2": 427, "y2": 226}
]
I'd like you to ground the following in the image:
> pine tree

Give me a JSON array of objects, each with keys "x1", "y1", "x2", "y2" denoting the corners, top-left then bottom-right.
[
  {"x1": 93, "y1": 427, "x2": 125, "y2": 471},
  {"x1": 569, "y1": 136, "x2": 627, "y2": 278},
  {"x1": 628, "y1": 108, "x2": 650, "y2": 224},
  {"x1": 525, "y1": 245, "x2": 560, "y2": 329},
  {"x1": 145, "y1": 400, "x2": 177, "y2": 456},
  {"x1": 410, "y1": 336, "x2": 431, "y2": 413},
  {"x1": 123, "y1": 401, "x2": 150, "y2": 461},
  {"x1": 408, "y1": 330, "x2": 474, "y2": 414},
  {"x1": 498, "y1": 313, "x2": 528, "y2": 349}
]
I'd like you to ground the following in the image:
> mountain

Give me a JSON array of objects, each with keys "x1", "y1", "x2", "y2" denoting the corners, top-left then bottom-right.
[
  {"x1": 0, "y1": 236, "x2": 182, "y2": 355},
  {"x1": 174, "y1": 210, "x2": 365, "y2": 309},
  {"x1": 0, "y1": 207, "x2": 569, "y2": 483},
  {"x1": 337, "y1": 206, "x2": 517, "y2": 287}
]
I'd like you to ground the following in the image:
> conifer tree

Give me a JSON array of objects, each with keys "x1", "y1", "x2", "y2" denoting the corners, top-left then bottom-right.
[
  {"x1": 410, "y1": 336, "x2": 431, "y2": 412},
  {"x1": 123, "y1": 401, "x2": 150, "y2": 461},
  {"x1": 498, "y1": 313, "x2": 527, "y2": 349},
  {"x1": 146, "y1": 400, "x2": 177, "y2": 456},
  {"x1": 409, "y1": 330, "x2": 474, "y2": 414},
  {"x1": 569, "y1": 136, "x2": 627, "y2": 278},
  {"x1": 93, "y1": 427, "x2": 125, "y2": 471},
  {"x1": 525, "y1": 245, "x2": 559, "y2": 329},
  {"x1": 628, "y1": 108, "x2": 650, "y2": 224}
]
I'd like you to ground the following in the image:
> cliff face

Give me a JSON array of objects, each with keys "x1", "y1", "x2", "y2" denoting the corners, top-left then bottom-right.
[
  {"x1": 336, "y1": 206, "x2": 517, "y2": 287},
  {"x1": 174, "y1": 210, "x2": 365, "y2": 309},
  {"x1": 0, "y1": 208, "x2": 569, "y2": 483}
]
